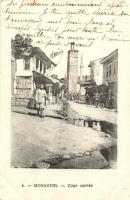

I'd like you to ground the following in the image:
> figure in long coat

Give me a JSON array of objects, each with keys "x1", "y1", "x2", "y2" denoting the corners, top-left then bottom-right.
[{"x1": 35, "y1": 84, "x2": 47, "y2": 117}]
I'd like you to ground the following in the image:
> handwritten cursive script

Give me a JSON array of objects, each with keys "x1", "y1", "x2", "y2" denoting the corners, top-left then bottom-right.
[{"x1": 1, "y1": 0, "x2": 130, "y2": 49}]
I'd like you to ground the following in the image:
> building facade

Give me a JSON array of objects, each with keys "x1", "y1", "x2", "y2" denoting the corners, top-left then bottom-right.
[
  {"x1": 101, "y1": 49, "x2": 118, "y2": 85},
  {"x1": 88, "y1": 58, "x2": 103, "y2": 86},
  {"x1": 12, "y1": 47, "x2": 56, "y2": 105},
  {"x1": 100, "y1": 49, "x2": 118, "y2": 108},
  {"x1": 78, "y1": 75, "x2": 91, "y2": 95},
  {"x1": 67, "y1": 42, "x2": 79, "y2": 93}
]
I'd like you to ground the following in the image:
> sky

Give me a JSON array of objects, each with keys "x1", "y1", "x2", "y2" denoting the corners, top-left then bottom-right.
[
  {"x1": 47, "y1": 41, "x2": 118, "y2": 78},
  {"x1": 11, "y1": 32, "x2": 118, "y2": 79}
]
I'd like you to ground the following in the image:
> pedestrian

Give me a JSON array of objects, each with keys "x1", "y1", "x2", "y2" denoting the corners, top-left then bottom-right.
[
  {"x1": 26, "y1": 82, "x2": 36, "y2": 110},
  {"x1": 85, "y1": 93, "x2": 89, "y2": 104},
  {"x1": 35, "y1": 84, "x2": 47, "y2": 118},
  {"x1": 99, "y1": 91, "x2": 104, "y2": 108},
  {"x1": 95, "y1": 91, "x2": 100, "y2": 108}
]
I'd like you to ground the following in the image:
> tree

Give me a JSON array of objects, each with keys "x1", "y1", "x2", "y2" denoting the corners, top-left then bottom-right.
[{"x1": 11, "y1": 34, "x2": 33, "y2": 59}]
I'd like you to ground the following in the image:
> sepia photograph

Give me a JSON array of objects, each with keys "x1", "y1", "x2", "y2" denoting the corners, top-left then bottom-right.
[
  {"x1": 11, "y1": 34, "x2": 117, "y2": 169},
  {"x1": 1, "y1": 0, "x2": 130, "y2": 199}
]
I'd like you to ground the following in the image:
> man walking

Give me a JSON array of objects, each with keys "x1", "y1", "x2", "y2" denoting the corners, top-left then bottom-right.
[{"x1": 35, "y1": 84, "x2": 47, "y2": 118}]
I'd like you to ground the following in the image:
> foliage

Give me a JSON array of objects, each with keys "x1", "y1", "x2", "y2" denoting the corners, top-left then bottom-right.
[{"x1": 11, "y1": 34, "x2": 33, "y2": 59}]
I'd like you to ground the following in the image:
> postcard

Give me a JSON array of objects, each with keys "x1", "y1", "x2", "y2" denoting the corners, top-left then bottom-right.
[{"x1": 0, "y1": 0, "x2": 130, "y2": 199}]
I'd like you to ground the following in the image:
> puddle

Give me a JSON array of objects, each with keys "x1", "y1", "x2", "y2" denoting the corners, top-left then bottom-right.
[{"x1": 66, "y1": 118, "x2": 117, "y2": 138}]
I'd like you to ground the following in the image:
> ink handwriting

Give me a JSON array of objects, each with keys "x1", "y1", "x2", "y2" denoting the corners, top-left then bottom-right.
[{"x1": 1, "y1": 0, "x2": 130, "y2": 49}]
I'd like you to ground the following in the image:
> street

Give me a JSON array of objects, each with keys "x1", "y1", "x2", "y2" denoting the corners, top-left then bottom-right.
[
  {"x1": 11, "y1": 103, "x2": 116, "y2": 169},
  {"x1": 69, "y1": 102, "x2": 117, "y2": 124}
]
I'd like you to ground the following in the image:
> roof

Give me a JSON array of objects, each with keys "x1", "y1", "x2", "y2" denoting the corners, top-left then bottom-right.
[
  {"x1": 31, "y1": 47, "x2": 56, "y2": 67},
  {"x1": 33, "y1": 71, "x2": 54, "y2": 84},
  {"x1": 100, "y1": 49, "x2": 118, "y2": 64},
  {"x1": 88, "y1": 57, "x2": 104, "y2": 67},
  {"x1": 33, "y1": 71, "x2": 63, "y2": 86},
  {"x1": 49, "y1": 76, "x2": 64, "y2": 87}
]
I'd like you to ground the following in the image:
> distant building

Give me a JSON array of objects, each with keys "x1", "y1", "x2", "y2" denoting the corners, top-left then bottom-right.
[
  {"x1": 12, "y1": 47, "x2": 56, "y2": 105},
  {"x1": 100, "y1": 49, "x2": 118, "y2": 97},
  {"x1": 78, "y1": 54, "x2": 89, "y2": 95},
  {"x1": 88, "y1": 58, "x2": 104, "y2": 86},
  {"x1": 67, "y1": 42, "x2": 79, "y2": 93},
  {"x1": 78, "y1": 75, "x2": 91, "y2": 95}
]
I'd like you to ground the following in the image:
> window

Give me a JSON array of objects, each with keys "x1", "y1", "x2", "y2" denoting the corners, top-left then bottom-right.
[
  {"x1": 114, "y1": 62, "x2": 116, "y2": 74},
  {"x1": 109, "y1": 65, "x2": 111, "y2": 76},
  {"x1": 44, "y1": 63, "x2": 46, "y2": 74},
  {"x1": 36, "y1": 57, "x2": 39, "y2": 70},
  {"x1": 25, "y1": 58, "x2": 30, "y2": 70},
  {"x1": 106, "y1": 66, "x2": 108, "y2": 77},
  {"x1": 40, "y1": 60, "x2": 42, "y2": 72}
]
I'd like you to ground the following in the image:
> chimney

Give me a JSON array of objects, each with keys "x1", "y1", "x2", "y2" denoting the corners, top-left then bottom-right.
[{"x1": 70, "y1": 42, "x2": 75, "y2": 50}]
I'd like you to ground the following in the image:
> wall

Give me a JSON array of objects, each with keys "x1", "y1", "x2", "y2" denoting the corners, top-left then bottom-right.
[
  {"x1": 15, "y1": 58, "x2": 33, "y2": 76},
  {"x1": 90, "y1": 59, "x2": 103, "y2": 86},
  {"x1": 13, "y1": 55, "x2": 53, "y2": 105},
  {"x1": 11, "y1": 59, "x2": 17, "y2": 96},
  {"x1": 14, "y1": 57, "x2": 34, "y2": 103}
]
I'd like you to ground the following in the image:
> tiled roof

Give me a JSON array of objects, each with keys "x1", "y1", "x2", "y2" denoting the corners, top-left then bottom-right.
[{"x1": 31, "y1": 47, "x2": 56, "y2": 66}]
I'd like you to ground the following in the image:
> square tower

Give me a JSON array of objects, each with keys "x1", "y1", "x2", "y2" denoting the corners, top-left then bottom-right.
[{"x1": 67, "y1": 42, "x2": 79, "y2": 93}]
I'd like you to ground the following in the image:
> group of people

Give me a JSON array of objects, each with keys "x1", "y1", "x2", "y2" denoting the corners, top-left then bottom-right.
[
  {"x1": 85, "y1": 91, "x2": 117, "y2": 109},
  {"x1": 27, "y1": 83, "x2": 117, "y2": 118},
  {"x1": 66, "y1": 90, "x2": 117, "y2": 109}
]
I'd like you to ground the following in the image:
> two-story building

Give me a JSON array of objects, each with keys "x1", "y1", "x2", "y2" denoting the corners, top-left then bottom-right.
[
  {"x1": 100, "y1": 49, "x2": 118, "y2": 98},
  {"x1": 12, "y1": 47, "x2": 56, "y2": 105}
]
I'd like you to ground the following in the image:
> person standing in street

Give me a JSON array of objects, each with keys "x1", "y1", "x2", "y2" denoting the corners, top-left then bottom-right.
[
  {"x1": 95, "y1": 91, "x2": 100, "y2": 108},
  {"x1": 99, "y1": 91, "x2": 104, "y2": 108},
  {"x1": 35, "y1": 84, "x2": 47, "y2": 118},
  {"x1": 85, "y1": 92, "x2": 89, "y2": 104}
]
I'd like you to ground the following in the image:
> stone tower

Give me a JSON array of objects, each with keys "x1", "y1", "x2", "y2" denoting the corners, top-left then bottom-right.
[
  {"x1": 80, "y1": 54, "x2": 84, "y2": 81},
  {"x1": 67, "y1": 42, "x2": 79, "y2": 93}
]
